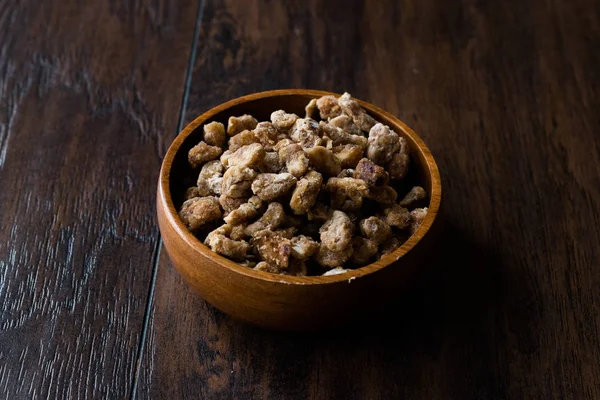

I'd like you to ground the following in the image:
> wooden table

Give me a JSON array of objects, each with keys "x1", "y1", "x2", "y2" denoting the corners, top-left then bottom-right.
[{"x1": 1, "y1": 0, "x2": 599, "y2": 398}]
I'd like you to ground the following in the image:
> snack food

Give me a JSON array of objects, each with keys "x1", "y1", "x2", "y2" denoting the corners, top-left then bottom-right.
[{"x1": 178, "y1": 93, "x2": 429, "y2": 276}]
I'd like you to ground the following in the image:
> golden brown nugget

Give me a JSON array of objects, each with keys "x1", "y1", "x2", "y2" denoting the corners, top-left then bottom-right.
[
  {"x1": 279, "y1": 143, "x2": 309, "y2": 177},
  {"x1": 227, "y1": 114, "x2": 258, "y2": 136},
  {"x1": 305, "y1": 98, "x2": 318, "y2": 119},
  {"x1": 366, "y1": 123, "x2": 400, "y2": 165},
  {"x1": 271, "y1": 110, "x2": 299, "y2": 131},
  {"x1": 253, "y1": 121, "x2": 279, "y2": 150},
  {"x1": 353, "y1": 158, "x2": 389, "y2": 188},
  {"x1": 387, "y1": 136, "x2": 410, "y2": 180},
  {"x1": 367, "y1": 185, "x2": 398, "y2": 205},
  {"x1": 290, "y1": 170, "x2": 323, "y2": 215},
  {"x1": 304, "y1": 146, "x2": 342, "y2": 177},
  {"x1": 328, "y1": 114, "x2": 363, "y2": 137},
  {"x1": 338, "y1": 92, "x2": 376, "y2": 132},
  {"x1": 223, "y1": 196, "x2": 264, "y2": 225},
  {"x1": 290, "y1": 118, "x2": 322, "y2": 148},
  {"x1": 254, "y1": 261, "x2": 282, "y2": 274},
  {"x1": 205, "y1": 224, "x2": 250, "y2": 261},
  {"x1": 290, "y1": 235, "x2": 319, "y2": 260},
  {"x1": 319, "y1": 121, "x2": 368, "y2": 148},
  {"x1": 228, "y1": 129, "x2": 260, "y2": 152},
  {"x1": 196, "y1": 160, "x2": 224, "y2": 196},
  {"x1": 382, "y1": 204, "x2": 411, "y2": 229},
  {"x1": 399, "y1": 186, "x2": 427, "y2": 208},
  {"x1": 179, "y1": 196, "x2": 222, "y2": 232},
  {"x1": 320, "y1": 210, "x2": 354, "y2": 251},
  {"x1": 221, "y1": 166, "x2": 257, "y2": 198},
  {"x1": 410, "y1": 207, "x2": 428, "y2": 234},
  {"x1": 219, "y1": 195, "x2": 247, "y2": 215},
  {"x1": 226, "y1": 143, "x2": 265, "y2": 169},
  {"x1": 245, "y1": 202, "x2": 286, "y2": 237},
  {"x1": 251, "y1": 173, "x2": 297, "y2": 201},
  {"x1": 314, "y1": 243, "x2": 353, "y2": 268},
  {"x1": 188, "y1": 141, "x2": 223, "y2": 169},
  {"x1": 203, "y1": 121, "x2": 226, "y2": 147},
  {"x1": 260, "y1": 151, "x2": 284, "y2": 173},
  {"x1": 333, "y1": 144, "x2": 364, "y2": 169},
  {"x1": 316, "y1": 95, "x2": 342, "y2": 119},
  {"x1": 252, "y1": 230, "x2": 292, "y2": 268},
  {"x1": 359, "y1": 216, "x2": 392, "y2": 245}
]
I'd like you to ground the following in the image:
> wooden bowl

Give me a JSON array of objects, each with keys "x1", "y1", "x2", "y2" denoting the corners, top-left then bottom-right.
[{"x1": 157, "y1": 89, "x2": 442, "y2": 331}]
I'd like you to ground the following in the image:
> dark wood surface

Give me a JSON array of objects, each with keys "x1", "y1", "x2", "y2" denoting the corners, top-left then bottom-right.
[{"x1": 1, "y1": 0, "x2": 599, "y2": 399}]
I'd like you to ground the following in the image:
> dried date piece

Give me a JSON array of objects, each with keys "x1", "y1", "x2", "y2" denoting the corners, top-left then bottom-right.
[
  {"x1": 188, "y1": 141, "x2": 223, "y2": 169},
  {"x1": 353, "y1": 158, "x2": 389, "y2": 188},
  {"x1": 359, "y1": 216, "x2": 392, "y2": 245},
  {"x1": 179, "y1": 196, "x2": 222, "y2": 232},
  {"x1": 366, "y1": 123, "x2": 400, "y2": 165},
  {"x1": 338, "y1": 92, "x2": 376, "y2": 132},
  {"x1": 252, "y1": 230, "x2": 292, "y2": 268},
  {"x1": 399, "y1": 186, "x2": 427, "y2": 208},
  {"x1": 203, "y1": 121, "x2": 226, "y2": 147},
  {"x1": 205, "y1": 224, "x2": 250, "y2": 261},
  {"x1": 251, "y1": 173, "x2": 297, "y2": 201},
  {"x1": 290, "y1": 170, "x2": 323, "y2": 215},
  {"x1": 197, "y1": 160, "x2": 224, "y2": 196},
  {"x1": 320, "y1": 210, "x2": 354, "y2": 251},
  {"x1": 227, "y1": 115, "x2": 258, "y2": 136},
  {"x1": 221, "y1": 166, "x2": 257, "y2": 198}
]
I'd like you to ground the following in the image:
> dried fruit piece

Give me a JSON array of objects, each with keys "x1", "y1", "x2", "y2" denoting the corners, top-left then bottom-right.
[
  {"x1": 179, "y1": 196, "x2": 222, "y2": 232},
  {"x1": 314, "y1": 243, "x2": 353, "y2": 268},
  {"x1": 290, "y1": 235, "x2": 319, "y2": 260},
  {"x1": 252, "y1": 230, "x2": 292, "y2": 268},
  {"x1": 188, "y1": 141, "x2": 223, "y2": 169},
  {"x1": 387, "y1": 136, "x2": 410, "y2": 180},
  {"x1": 197, "y1": 160, "x2": 224, "y2": 196},
  {"x1": 333, "y1": 144, "x2": 364, "y2": 169},
  {"x1": 382, "y1": 204, "x2": 411, "y2": 229},
  {"x1": 290, "y1": 170, "x2": 323, "y2": 215},
  {"x1": 290, "y1": 118, "x2": 322, "y2": 148},
  {"x1": 251, "y1": 173, "x2": 297, "y2": 201},
  {"x1": 410, "y1": 207, "x2": 428, "y2": 233},
  {"x1": 203, "y1": 121, "x2": 226, "y2": 147},
  {"x1": 359, "y1": 216, "x2": 392, "y2": 245},
  {"x1": 228, "y1": 115, "x2": 258, "y2": 136},
  {"x1": 223, "y1": 196, "x2": 264, "y2": 225},
  {"x1": 320, "y1": 210, "x2": 354, "y2": 251},
  {"x1": 304, "y1": 146, "x2": 342, "y2": 177},
  {"x1": 205, "y1": 224, "x2": 250, "y2": 260},
  {"x1": 350, "y1": 237, "x2": 378, "y2": 266},
  {"x1": 316, "y1": 95, "x2": 342, "y2": 119},
  {"x1": 338, "y1": 92, "x2": 377, "y2": 132},
  {"x1": 225, "y1": 143, "x2": 265, "y2": 169},
  {"x1": 221, "y1": 166, "x2": 257, "y2": 198},
  {"x1": 399, "y1": 186, "x2": 427, "y2": 208},
  {"x1": 271, "y1": 110, "x2": 299, "y2": 131},
  {"x1": 366, "y1": 123, "x2": 400, "y2": 164},
  {"x1": 279, "y1": 143, "x2": 309, "y2": 177},
  {"x1": 353, "y1": 158, "x2": 389, "y2": 188}
]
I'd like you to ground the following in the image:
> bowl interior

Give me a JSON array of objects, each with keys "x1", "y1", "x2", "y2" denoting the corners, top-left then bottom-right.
[{"x1": 163, "y1": 90, "x2": 441, "y2": 282}]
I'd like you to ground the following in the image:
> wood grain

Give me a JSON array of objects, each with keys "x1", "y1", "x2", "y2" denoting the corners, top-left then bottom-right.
[
  {"x1": 139, "y1": 0, "x2": 600, "y2": 399},
  {"x1": 0, "y1": 0, "x2": 198, "y2": 398}
]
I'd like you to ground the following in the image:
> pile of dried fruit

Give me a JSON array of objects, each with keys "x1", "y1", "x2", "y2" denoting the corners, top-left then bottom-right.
[{"x1": 178, "y1": 93, "x2": 428, "y2": 276}]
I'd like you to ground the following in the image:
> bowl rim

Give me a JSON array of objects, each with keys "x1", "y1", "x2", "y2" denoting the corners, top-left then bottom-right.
[{"x1": 158, "y1": 89, "x2": 442, "y2": 286}]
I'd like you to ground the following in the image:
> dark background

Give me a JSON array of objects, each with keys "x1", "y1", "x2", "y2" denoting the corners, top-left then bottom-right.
[{"x1": 1, "y1": 0, "x2": 599, "y2": 399}]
